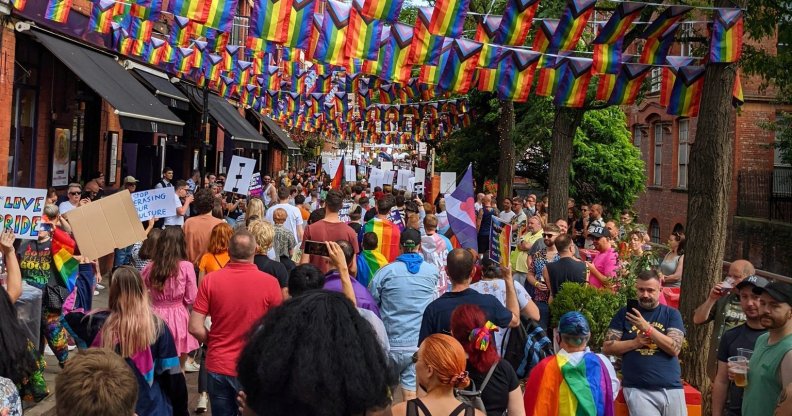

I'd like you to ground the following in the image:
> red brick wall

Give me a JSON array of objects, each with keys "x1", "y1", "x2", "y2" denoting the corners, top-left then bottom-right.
[{"x1": 0, "y1": 24, "x2": 16, "y2": 186}]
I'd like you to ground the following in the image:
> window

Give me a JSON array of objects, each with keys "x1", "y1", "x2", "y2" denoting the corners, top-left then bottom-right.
[
  {"x1": 633, "y1": 125, "x2": 642, "y2": 147},
  {"x1": 230, "y1": 16, "x2": 249, "y2": 46},
  {"x1": 649, "y1": 219, "x2": 660, "y2": 244},
  {"x1": 650, "y1": 67, "x2": 662, "y2": 93},
  {"x1": 679, "y1": 23, "x2": 694, "y2": 57},
  {"x1": 653, "y1": 124, "x2": 663, "y2": 186},
  {"x1": 774, "y1": 114, "x2": 791, "y2": 196},
  {"x1": 678, "y1": 119, "x2": 690, "y2": 188}
]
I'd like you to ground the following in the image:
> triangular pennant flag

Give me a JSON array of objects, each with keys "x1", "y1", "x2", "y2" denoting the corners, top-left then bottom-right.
[
  {"x1": 709, "y1": 8, "x2": 743, "y2": 63},
  {"x1": 666, "y1": 65, "x2": 706, "y2": 117},
  {"x1": 554, "y1": 57, "x2": 593, "y2": 108},
  {"x1": 607, "y1": 63, "x2": 652, "y2": 105},
  {"x1": 496, "y1": 0, "x2": 541, "y2": 46}
]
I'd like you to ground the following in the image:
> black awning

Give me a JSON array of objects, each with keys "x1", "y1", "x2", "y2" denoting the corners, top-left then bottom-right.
[
  {"x1": 250, "y1": 111, "x2": 301, "y2": 154},
  {"x1": 205, "y1": 93, "x2": 268, "y2": 149},
  {"x1": 31, "y1": 30, "x2": 184, "y2": 135},
  {"x1": 129, "y1": 68, "x2": 190, "y2": 111}
]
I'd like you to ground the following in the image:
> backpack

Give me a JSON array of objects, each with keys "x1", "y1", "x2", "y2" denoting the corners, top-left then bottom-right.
[
  {"x1": 455, "y1": 362, "x2": 498, "y2": 414},
  {"x1": 502, "y1": 316, "x2": 554, "y2": 379}
]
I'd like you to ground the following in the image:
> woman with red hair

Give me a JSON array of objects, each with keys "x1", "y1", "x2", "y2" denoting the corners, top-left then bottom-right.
[
  {"x1": 451, "y1": 305, "x2": 525, "y2": 416},
  {"x1": 391, "y1": 334, "x2": 485, "y2": 416}
]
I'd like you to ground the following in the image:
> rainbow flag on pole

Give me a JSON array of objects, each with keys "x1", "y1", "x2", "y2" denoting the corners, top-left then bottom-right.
[
  {"x1": 249, "y1": 0, "x2": 293, "y2": 45},
  {"x1": 494, "y1": 49, "x2": 541, "y2": 102},
  {"x1": 428, "y1": 0, "x2": 470, "y2": 37},
  {"x1": 554, "y1": 57, "x2": 593, "y2": 108},
  {"x1": 607, "y1": 63, "x2": 651, "y2": 106},
  {"x1": 286, "y1": 0, "x2": 319, "y2": 50},
  {"x1": 446, "y1": 164, "x2": 477, "y2": 251},
  {"x1": 45, "y1": 0, "x2": 72, "y2": 23},
  {"x1": 709, "y1": 8, "x2": 743, "y2": 63},
  {"x1": 496, "y1": 0, "x2": 540, "y2": 46},
  {"x1": 666, "y1": 66, "x2": 706, "y2": 117},
  {"x1": 346, "y1": 0, "x2": 385, "y2": 61},
  {"x1": 548, "y1": 0, "x2": 597, "y2": 53},
  {"x1": 315, "y1": 0, "x2": 351, "y2": 66}
]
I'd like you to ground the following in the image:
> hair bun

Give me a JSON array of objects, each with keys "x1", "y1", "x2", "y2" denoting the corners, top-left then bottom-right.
[{"x1": 451, "y1": 371, "x2": 470, "y2": 389}]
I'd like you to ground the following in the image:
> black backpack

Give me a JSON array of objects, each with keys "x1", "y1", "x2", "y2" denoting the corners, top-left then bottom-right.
[
  {"x1": 455, "y1": 362, "x2": 498, "y2": 414},
  {"x1": 501, "y1": 316, "x2": 554, "y2": 379}
]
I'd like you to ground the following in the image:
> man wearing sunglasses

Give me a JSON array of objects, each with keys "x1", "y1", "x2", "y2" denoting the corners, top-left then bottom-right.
[{"x1": 59, "y1": 183, "x2": 90, "y2": 215}]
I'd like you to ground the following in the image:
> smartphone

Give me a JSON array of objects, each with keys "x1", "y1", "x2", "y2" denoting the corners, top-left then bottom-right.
[
  {"x1": 627, "y1": 299, "x2": 641, "y2": 311},
  {"x1": 81, "y1": 190, "x2": 93, "y2": 200},
  {"x1": 304, "y1": 240, "x2": 330, "y2": 257}
]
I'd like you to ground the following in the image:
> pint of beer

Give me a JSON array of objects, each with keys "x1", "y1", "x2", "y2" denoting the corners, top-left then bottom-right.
[{"x1": 729, "y1": 356, "x2": 749, "y2": 387}]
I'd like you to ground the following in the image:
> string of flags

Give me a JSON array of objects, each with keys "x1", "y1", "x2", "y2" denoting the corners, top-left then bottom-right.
[{"x1": 24, "y1": 0, "x2": 746, "y2": 142}]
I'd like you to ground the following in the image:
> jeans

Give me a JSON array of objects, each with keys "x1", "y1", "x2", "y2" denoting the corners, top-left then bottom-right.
[
  {"x1": 389, "y1": 348, "x2": 418, "y2": 391},
  {"x1": 536, "y1": 301, "x2": 551, "y2": 333},
  {"x1": 113, "y1": 245, "x2": 133, "y2": 270},
  {"x1": 208, "y1": 372, "x2": 241, "y2": 416}
]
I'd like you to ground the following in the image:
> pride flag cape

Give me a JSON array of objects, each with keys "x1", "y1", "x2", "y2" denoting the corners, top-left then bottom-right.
[
  {"x1": 666, "y1": 65, "x2": 706, "y2": 117},
  {"x1": 523, "y1": 353, "x2": 614, "y2": 416},
  {"x1": 496, "y1": 0, "x2": 540, "y2": 46},
  {"x1": 362, "y1": 218, "x2": 402, "y2": 262},
  {"x1": 709, "y1": 8, "x2": 743, "y2": 63},
  {"x1": 593, "y1": 2, "x2": 644, "y2": 44},
  {"x1": 52, "y1": 227, "x2": 79, "y2": 292},
  {"x1": 356, "y1": 249, "x2": 388, "y2": 289},
  {"x1": 659, "y1": 56, "x2": 695, "y2": 107}
]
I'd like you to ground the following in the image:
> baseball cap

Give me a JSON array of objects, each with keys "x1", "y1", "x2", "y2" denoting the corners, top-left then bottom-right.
[
  {"x1": 753, "y1": 281, "x2": 792, "y2": 305},
  {"x1": 588, "y1": 225, "x2": 611, "y2": 239},
  {"x1": 123, "y1": 176, "x2": 139, "y2": 184},
  {"x1": 558, "y1": 311, "x2": 590, "y2": 336},
  {"x1": 736, "y1": 275, "x2": 769, "y2": 290},
  {"x1": 400, "y1": 228, "x2": 421, "y2": 248}
]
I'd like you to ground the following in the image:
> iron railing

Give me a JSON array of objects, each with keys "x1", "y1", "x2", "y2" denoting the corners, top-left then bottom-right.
[{"x1": 736, "y1": 168, "x2": 792, "y2": 222}]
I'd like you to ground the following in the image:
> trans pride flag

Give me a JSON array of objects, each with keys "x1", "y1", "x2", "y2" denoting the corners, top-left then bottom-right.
[
  {"x1": 445, "y1": 164, "x2": 477, "y2": 251},
  {"x1": 524, "y1": 352, "x2": 614, "y2": 416}
]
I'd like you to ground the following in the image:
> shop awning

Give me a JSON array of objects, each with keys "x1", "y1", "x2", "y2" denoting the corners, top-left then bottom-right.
[
  {"x1": 250, "y1": 111, "x2": 300, "y2": 154},
  {"x1": 206, "y1": 92, "x2": 269, "y2": 150},
  {"x1": 128, "y1": 67, "x2": 190, "y2": 111},
  {"x1": 31, "y1": 30, "x2": 184, "y2": 135}
]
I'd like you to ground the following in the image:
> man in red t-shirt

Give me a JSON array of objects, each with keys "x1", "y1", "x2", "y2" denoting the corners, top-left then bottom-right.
[
  {"x1": 189, "y1": 230, "x2": 283, "y2": 415},
  {"x1": 300, "y1": 190, "x2": 360, "y2": 274}
]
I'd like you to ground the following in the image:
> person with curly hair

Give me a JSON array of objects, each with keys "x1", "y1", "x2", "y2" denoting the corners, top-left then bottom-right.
[
  {"x1": 142, "y1": 227, "x2": 199, "y2": 368},
  {"x1": 237, "y1": 291, "x2": 392, "y2": 416}
]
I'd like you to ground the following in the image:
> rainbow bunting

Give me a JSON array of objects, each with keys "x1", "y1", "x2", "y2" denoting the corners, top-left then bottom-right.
[
  {"x1": 89, "y1": 0, "x2": 115, "y2": 33},
  {"x1": 314, "y1": 73, "x2": 333, "y2": 92},
  {"x1": 170, "y1": 16, "x2": 194, "y2": 47},
  {"x1": 476, "y1": 68, "x2": 497, "y2": 92},
  {"x1": 535, "y1": 55, "x2": 567, "y2": 97},
  {"x1": 286, "y1": 0, "x2": 319, "y2": 49},
  {"x1": 45, "y1": 0, "x2": 72, "y2": 23},
  {"x1": 495, "y1": 49, "x2": 541, "y2": 102},
  {"x1": 315, "y1": 0, "x2": 351, "y2": 66},
  {"x1": 592, "y1": 38, "x2": 623, "y2": 75},
  {"x1": 219, "y1": 76, "x2": 237, "y2": 98},
  {"x1": 607, "y1": 63, "x2": 651, "y2": 106},
  {"x1": 554, "y1": 57, "x2": 593, "y2": 108},
  {"x1": 235, "y1": 60, "x2": 253, "y2": 86},
  {"x1": 241, "y1": 85, "x2": 259, "y2": 106},
  {"x1": 363, "y1": 217, "x2": 402, "y2": 262},
  {"x1": 204, "y1": 53, "x2": 224, "y2": 84},
  {"x1": 709, "y1": 8, "x2": 743, "y2": 63},
  {"x1": 160, "y1": 41, "x2": 176, "y2": 64},
  {"x1": 533, "y1": 19, "x2": 559, "y2": 67},
  {"x1": 168, "y1": 0, "x2": 210, "y2": 23},
  {"x1": 52, "y1": 228, "x2": 79, "y2": 291},
  {"x1": 410, "y1": 7, "x2": 445, "y2": 65},
  {"x1": 192, "y1": 40, "x2": 209, "y2": 70},
  {"x1": 437, "y1": 39, "x2": 482, "y2": 94},
  {"x1": 346, "y1": 0, "x2": 385, "y2": 61},
  {"x1": 362, "y1": 30, "x2": 390, "y2": 75},
  {"x1": 428, "y1": 0, "x2": 470, "y2": 37},
  {"x1": 292, "y1": 70, "x2": 308, "y2": 93},
  {"x1": 593, "y1": 2, "x2": 645, "y2": 44},
  {"x1": 474, "y1": 16, "x2": 502, "y2": 43},
  {"x1": 496, "y1": 0, "x2": 540, "y2": 46},
  {"x1": 660, "y1": 56, "x2": 695, "y2": 107},
  {"x1": 205, "y1": 0, "x2": 239, "y2": 32},
  {"x1": 360, "y1": 0, "x2": 404, "y2": 23},
  {"x1": 249, "y1": 0, "x2": 293, "y2": 46},
  {"x1": 667, "y1": 65, "x2": 706, "y2": 117},
  {"x1": 128, "y1": 18, "x2": 153, "y2": 55},
  {"x1": 111, "y1": 24, "x2": 132, "y2": 55},
  {"x1": 523, "y1": 353, "x2": 614, "y2": 416},
  {"x1": 222, "y1": 45, "x2": 240, "y2": 72},
  {"x1": 11, "y1": 0, "x2": 26, "y2": 11},
  {"x1": 175, "y1": 47, "x2": 195, "y2": 74},
  {"x1": 548, "y1": 0, "x2": 597, "y2": 53},
  {"x1": 379, "y1": 84, "x2": 399, "y2": 104},
  {"x1": 733, "y1": 72, "x2": 744, "y2": 107},
  {"x1": 305, "y1": 14, "x2": 324, "y2": 60},
  {"x1": 640, "y1": 5, "x2": 692, "y2": 39},
  {"x1": 144, "y1": 37, "x2": 167, "y2": 65},
  {"x1": 381, "y1": 23, "x2": 414, "y2": 84},
  {"x1": 595, "y1": 73, "x2": 617, "y2": 101},
  {"x1": 639, "y1": 23, "x2": 679, "y2": 65}
]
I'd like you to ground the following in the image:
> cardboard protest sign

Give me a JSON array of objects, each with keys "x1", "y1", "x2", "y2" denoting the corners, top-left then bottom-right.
[
  {"x1": 64, "y1": 190, "x2": 147, "y2": 260},
  {"x1": 0, "y1": 187, "x2": 47, "y2": 239},
  {"x1": 369, "y1": 167, "x2": 384, "y2": 192},
  {"x1": 224, "y1": 155, "x2": 257, "y2": 195},
  {"x1": 381, "y1": 161, "x2": 393, "y2": 172},
  {"x1": 339, "y1": 199, "x2": 353, "y2": 223},
  {"x1": 396, "y1": 170, "x2": 414, "y2": 190},
  {"x1": 131, "y1": 187, "x2": 178, "y2": 221},
  {"x1": 383, "y1": 170, "x2": 396, "y2": 187},
  {"x1": 489, "y1": 217, "x2": 512, "y2": 265},
  {"x1": 324, "y1": 157, "x2": 343, "y2": 178},
  {"x1": 413, "y1": 167, "x2": 426, "y2": 195},
  {"x1": 440, "y1": 172, "x2": 456, "y2": 194},
  {"x1": 249, "y1": 173, "x2": 263, "y2": 197},
  {"x1": 345, "y1": 165, "x2": 357, "y2": 182}
]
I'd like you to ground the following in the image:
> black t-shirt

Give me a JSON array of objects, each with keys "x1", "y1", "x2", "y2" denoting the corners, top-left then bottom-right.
[
  {"x1": 717, "y1": 323, "x2": 767, "y2": 416},
  {"x1": 466, "y1": 359, "x2": 519, "y2": 416},
  {"x1": 348, "y1": 222, "x2": 362, "y2": 235},
  {"x1": 419, "y1": 289, "x2": 513, "y2": 345},
  {"x1": 253, "y1": 254, "x2": 289, "y2": 288},
  {"x1": 546, "y1": 257, "x2": 587, "y2": 296},
  {"x1": 364, "y1": 207, "x2": 378, "y2": 222}
]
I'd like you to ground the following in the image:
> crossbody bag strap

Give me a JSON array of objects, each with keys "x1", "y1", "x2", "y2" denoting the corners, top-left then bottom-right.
[{"x1": 479, "y1": 361, "x2": 499, "y2": 392}]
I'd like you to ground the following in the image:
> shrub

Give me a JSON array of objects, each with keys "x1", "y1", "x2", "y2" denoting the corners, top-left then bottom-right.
[{"x1": 550, "y1": 282, "x2": 624, "y2": 350}]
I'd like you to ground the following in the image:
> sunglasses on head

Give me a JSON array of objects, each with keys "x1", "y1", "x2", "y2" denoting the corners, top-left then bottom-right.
[{"x1": 411, "y1": 352, "x2": 419, "y2": 364}]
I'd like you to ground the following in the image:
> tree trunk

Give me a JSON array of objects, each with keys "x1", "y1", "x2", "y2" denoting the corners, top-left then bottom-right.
[
  {"x1": 497, "y1": 100, "x2": 515, "y2": 206},
  {"x1": 548, "y1": 107, "x2": 584, "y2": 222},
  {"x1": 679, "y1": 61, "x2": 737, "y2": 415}
]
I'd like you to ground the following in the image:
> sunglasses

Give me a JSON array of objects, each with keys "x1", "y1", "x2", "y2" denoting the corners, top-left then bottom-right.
[
  {"x1": 411, "y1": 352, "x2": 419, "y2": 364},
  {"x1": 543, "y1": 233, "x2": 558, "y2": 238},
  {"x1": 68, "y1": 191, "x2": 81, "y2": 196}
]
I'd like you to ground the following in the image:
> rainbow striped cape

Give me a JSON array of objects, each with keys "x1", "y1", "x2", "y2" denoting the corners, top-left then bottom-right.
[
  {"x1": 357, "y1": 249, "x2": 388, "y2": 288},
  {"x1": 52, "y1": 227, "x2": 79, "y2": 292},
  {"x1": 524, "y1": 353, "x2": 614, "y2": 416},
  {"x1": 362, "y1": 218, "x2": 401, "y2": 263}
]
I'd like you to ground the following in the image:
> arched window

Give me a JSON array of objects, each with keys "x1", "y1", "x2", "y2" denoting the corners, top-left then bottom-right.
[{"x1": 650, "y1": 219, "x2": 661, "y2": 244}]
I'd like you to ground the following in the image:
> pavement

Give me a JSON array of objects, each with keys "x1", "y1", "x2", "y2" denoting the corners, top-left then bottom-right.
[{"x1": 23, "y1": 284, "x2": 211, "y2": 415}]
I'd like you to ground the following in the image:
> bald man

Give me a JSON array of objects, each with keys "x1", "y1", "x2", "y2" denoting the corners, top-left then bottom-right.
[{"x1": 692, "y1": 259, "x2": 756, "y2": 378}]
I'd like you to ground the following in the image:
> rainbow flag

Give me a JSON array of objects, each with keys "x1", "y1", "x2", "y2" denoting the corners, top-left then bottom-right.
[
  {"x1": 523, "y1": 353, "x2": 614, "y2": 416},
  {"x1": 346, "y1": 0, "x2": 385, "y2": 61},
  {"x1": 362, "y1": 217, "x2": 402, "y2": 262},
  {"x1": 170, "y1": 15, "x2": 194, "y2": 47},
  {"x1": 235, "y1": 60, "x2": 253, "y2": 85},
  {"x1": 219, "y1": 76, "x2": 237, "y2": 98},
  {"x1": 286, "y1": 0, "x2": 319, "y2": 49},
  {"x1": 11, "y1": 0, "x2": 26, "y2": 11},
  {"x1": 489, "y1": 217, "x2": 512, "y2": 264},
  {"x1": 548, "y1": 0, "x2": 597, "y2": 53},
  {"x1": 535, "y1": 56, "x2": 566, "y2": 97},
  {"x1": 640, "y1": 5, "x2": 692, "y2": 39},
  {"x1": 476, "y1": 68, "x2": 497, "y2": 92},
  {"x1": 496, "y1": 0, "x2": 540, "y2": 46},
  {"x1": 249, "y1": 0, "x2": 293, "y2": 45},
  {"x1": 175, "y1": 47, "x2": 195, "y2": 74},
  {"x1": 667, "y1": 65, "x2": 706, "y2": 117},
  {"x1": 593, "y1": 2, "x2": 645, "y2": 44},
  {"x1": 222, "y1": 44, "x2": 241, "y2": 72},
  {"x1": 592, "y1": 38, "x2": 622, "y2": 75},
  {"x1": 305, "y1": 14, "x2": 324, "y2": 60},
  {"x1": 595, "y1": 73, "x2": 617, "y2": 101},
  {"x1": 168, "y1": 0, "x2": 210, "y2": 23},
  {"x1": 495, "y1": 49, "x2": 541, "y2": 102},
  {"x1": 533, "y1": 19, "x2": 559, "y2": 67},
  {"x1": 733, "y1": 72, "x2": 744, "y2": 107},
  {"x1": 361, "y1": 31, "x2": 389, "y2": 75},
  {"x1": 45, "y1": 0, "x2": 72, "y2": 23},
  {"x1": 639, "y1": 23, "x2": 679, "y2": 65},
  {"x1": 89, "y1": 0, "x2": 115, "y2": 33},
  {"x1": 52, "y1": 228, "x2": 79, "y2": 291},
  {"x1": 204, "y1": 53, "x2": 224, "y2": 84},
  {"x1": 660, "y1": 56, "x2": 695, "y2": 107},
  {"x1": 381, "y1": 23, "x2": 414, "y2": 84},
  {"x1": 192, "y1": 40, "x2": 208, "y2": 70},
  {"x1": 428, "y1": 0, "x2": 470, "y2": 37},
  {"x1": 607, "y1": 63, "x2": 651, "y2": 106},
  {"x1": 554, "y1": 57, "x2": 593, "y2": 108},
  {"x1": 438, "y1": 39, "x2": 482, "y2": 94},
  {"x1": 360, "y1": 0, "x2": 404, "y2": 23},
  {"x1": 160, "y1": 41, "x2": 176, "y2": 64},
  {"x1": 709, "y1": 8, "x2": 743, "y2": 63},
  {"x1": 205, "y1": 0, "x2": 239, "y2": 32},
  {"x1": 315, "y1": 0, "x2": 351, "y2": 66},
  {"x1": 474, "y1": 16, "x2": 502, "y2": 43},
  {"x1": 314, "y1": 73, "x2": 333, "y2": 92},
  {"x1": 410, "y1": 7, "x2": 445, "y2": 65},
  {"x1": 144, "y1": 37, "x2": 167, "y2": 65}
]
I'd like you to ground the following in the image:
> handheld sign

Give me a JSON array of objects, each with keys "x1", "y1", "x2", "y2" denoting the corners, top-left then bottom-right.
[
  {"x1": 224, "y1": 155, "x2": 257, "y2": 195},
  {"x1": 440, "y1": 172, "x2": 456, "y2": 194},
  {"x1": 249, "y1": 173, "x2": 263, "y2": 197},
  {"x1": 131, "y1": 187, "x2": 178, "y2": 221},
  {"x1": 0, "y1": 186, "x2": 47, "y2": 239},
  {"x1": 489, "y1": 217, "x2": 512, "y2": 265}
]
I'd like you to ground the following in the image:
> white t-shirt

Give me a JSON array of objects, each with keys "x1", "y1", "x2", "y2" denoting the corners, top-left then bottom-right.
[
  {"x1": 163, "y1": 193, "x2": 184, "y2": 226},
  {"x1": 470, "y1": 279, "x2": 532, "y2": 353},
  {"x1": 499, "y1": 210, "x2": 516, "y2": 223},
  {"x1": 59, "y1": 201, "x2": 78, "y2": 215},
  {"x1": 265, "y1": 203, "x2": 304, "y2": 242}
]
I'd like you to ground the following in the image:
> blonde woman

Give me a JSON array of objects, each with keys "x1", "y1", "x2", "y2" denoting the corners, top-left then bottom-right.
[
  {"x1": 248, "y1": 219, "x2": 289, "y2": 298},
  {"x1": 62, "y1": 267, "x2": 188, "y2": 415}
]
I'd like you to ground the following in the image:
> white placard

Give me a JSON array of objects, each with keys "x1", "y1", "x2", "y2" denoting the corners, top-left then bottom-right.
[
  {"x1": 396, "y1": 169, "x2": 414, "y2": 190},
  {"x1": 418, "y1": 142, "x2": 427, "y2": 156},
  {"x1": 383, "y1": 170, "x2": 395, "y2": 187},
  {"x1": 345, "y1": 165, "x2": 357, "y2": 182},
  {"x1": 224, "y1": 155, "x2": 257, "y2": 195},
  {"x1": 414, "y1": 167, "x2": 425, "y2": 186},
  {"x1": 0, "y1": 186, "x2": 47, "y2": 239},
  {"x1": 440, "y1": 172, "x2": 457, "y2": 194},
  {"x1": 369, "y1": 167, "x2": 384, "y2": 192},
  {"x1": 381, "y1": 161, "x2": 393, "y2": 172},
  {"x1": 325, "y1": 157, "x2": 343, "y2": 178},
  {"x1": 131, "y1": 187, "x2": 178, "y2": 221}
]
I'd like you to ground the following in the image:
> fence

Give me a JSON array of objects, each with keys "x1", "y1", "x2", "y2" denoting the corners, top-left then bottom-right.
[{"x1": 736, "y1": 168, "x2": 792, "y2": 222}]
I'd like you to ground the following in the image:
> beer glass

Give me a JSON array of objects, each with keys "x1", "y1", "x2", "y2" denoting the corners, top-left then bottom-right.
[{"x1": 729, "y1": 356, "x2": 749, "y2": 387}]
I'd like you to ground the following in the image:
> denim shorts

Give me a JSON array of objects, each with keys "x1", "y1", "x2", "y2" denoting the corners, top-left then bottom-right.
[{"x1": 389, "y1": 348, "x2": 418, "y2": 391}]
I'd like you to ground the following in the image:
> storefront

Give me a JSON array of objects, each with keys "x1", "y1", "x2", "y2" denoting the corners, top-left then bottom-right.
[{"x1": 248, "y1": 110, "x2": 301, "y2": 175}]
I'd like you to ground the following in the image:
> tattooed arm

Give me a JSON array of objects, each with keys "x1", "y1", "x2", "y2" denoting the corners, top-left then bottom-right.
[{"x1": 602, "y1": 328, "x2": 644, "y2": 356}]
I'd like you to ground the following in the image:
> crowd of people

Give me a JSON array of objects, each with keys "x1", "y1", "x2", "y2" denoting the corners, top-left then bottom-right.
[{"x1": 1, "y1": 167, "x2": 791, "y2": 416}]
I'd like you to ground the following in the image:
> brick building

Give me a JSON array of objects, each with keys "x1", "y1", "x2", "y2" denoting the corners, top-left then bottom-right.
[{"x1": 625, "y1": 25, "x2": 792, "y2": 274}]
